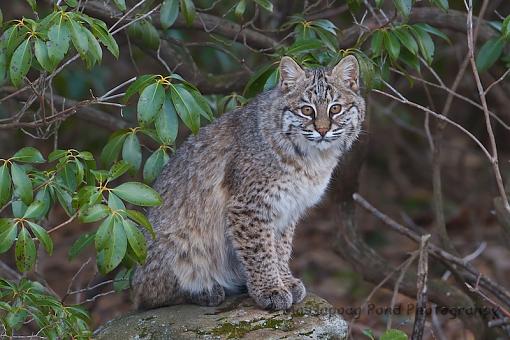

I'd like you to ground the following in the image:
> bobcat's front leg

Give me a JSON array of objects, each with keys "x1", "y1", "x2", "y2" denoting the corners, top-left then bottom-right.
[
  {"x1": 227, "y1": 200, "x2": 292, "y2": 311},
  {"x1": 276, "y1": 225, "x2": 306, "y2": 304}
]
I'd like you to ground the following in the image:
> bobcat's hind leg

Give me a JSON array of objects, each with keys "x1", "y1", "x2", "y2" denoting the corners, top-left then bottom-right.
[
  {"x1": 132, "y1": 252, "x2": 184, "y2": 310},
  {"x1": 186, "y1": 283, "x2": 226, "y2": 306}
]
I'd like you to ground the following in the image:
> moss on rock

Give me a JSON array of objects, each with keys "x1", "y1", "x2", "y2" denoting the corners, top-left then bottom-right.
[{"x1": 94, "y1": 293, "x2": 347, "y2": 339}]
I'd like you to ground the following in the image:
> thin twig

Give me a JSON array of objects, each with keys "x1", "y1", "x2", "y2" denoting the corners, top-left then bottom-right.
[
  {"x1": 411, "y1": 234, "x2": 430, "y2": 340},
  {"x1": 465, "y1": 0, "x2": 510, "y2": 212},
  {"x1": 353, "y1": 193, "x2": 510, "y2": 309}
]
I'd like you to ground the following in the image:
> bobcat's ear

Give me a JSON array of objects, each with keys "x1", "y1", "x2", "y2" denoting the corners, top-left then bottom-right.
[
  {"x1": 279, "y1": 56, "x2": 305, "y2": 89},
  {"x1": 331, "y1": 55, "x2": 360, "y2": 91}
]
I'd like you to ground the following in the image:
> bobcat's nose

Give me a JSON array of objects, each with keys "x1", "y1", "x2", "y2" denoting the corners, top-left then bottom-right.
[{"x1": 317, "y1": 127, "x2": 329, "y2": 137}]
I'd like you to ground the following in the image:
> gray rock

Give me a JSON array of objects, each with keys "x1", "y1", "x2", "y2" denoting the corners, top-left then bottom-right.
[{"x1": 94, "y1": 294, "x2": 348, "y2": 339}]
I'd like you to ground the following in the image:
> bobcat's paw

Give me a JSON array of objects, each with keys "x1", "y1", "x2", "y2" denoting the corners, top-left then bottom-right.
[
  {"x1": 251, "y1": 286, "x2": 293, "y2": 310},
  {"x1": 188, "y1": 283, "x2": 225, "y2": 307},
  {"x1": 285, "y1": 278, "x2": 306, "y2": 304}
]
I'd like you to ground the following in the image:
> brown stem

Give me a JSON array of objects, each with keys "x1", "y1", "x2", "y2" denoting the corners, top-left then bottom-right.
[{"x1": 411, "y1": 235, "x2": 430, "y2": 340}]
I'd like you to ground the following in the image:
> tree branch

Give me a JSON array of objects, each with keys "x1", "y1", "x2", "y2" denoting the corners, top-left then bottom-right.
[
  {"x1": 84, "y1": 1, "x2": 278, "y2": 50},
  {"x1": 1, "y1": 89, "x2": 130, "y2": 131},
  {"x1": 339, "y1": 7, "x2": 496, "y2": 48}
]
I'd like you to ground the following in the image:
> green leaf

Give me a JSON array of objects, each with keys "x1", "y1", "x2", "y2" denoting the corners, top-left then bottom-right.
[
  {"x1": 138, "y1": 82, "x2": 165, "y2": 125},
  {"x1": 127, "y1": 20, "x2": 160, "y2": 50},
  {"x1": 384, "y1": 31, "x2": 401, "y2": 61},
  {"x1": 113, "y1": 0, "x2": 127, "y2": 11},
  {"x1": 15, "y1": 227, "x2": 36, "y2": 272},
  {"x1": 123, "y1": 219, "x2": 147, "y2": 261},
  {"x1": 393, "y1": 0, "x2": 412, "y2": 18},
  {"x1": 68, "y1": 232, "x2": 95, "y2": 260},
  {"x1": 95, "y1": 215, "x2": 114, "y2": 251},
  {"x1": 54, "y1": 187, "x2": 74, "y2": 216},
  {"x1": 65, "y1": 0, "x2": 78, "y2": 7},
  {"x1": 170, "y1": 84, "x2": 200, "y2": 133},
  {"x1": 411, "y1": 25, "x2": 435, "y2": 64},
  {"x1": 78, "y1": 150, "x2": 94, "y2": 161},
  {"x1": 314, "y1": 27, "x2": 337, "y2": 51},
  {"x1": 12, "y1": 147, "x2": 45, "y2": 163},
  {"x1": 0, "y1": 218, "x2": 11, "y2": 232},
  {"x1": 113, "y1": 267, "x2": 132, "y2": 292},
  {"x1": 48, "y1": 149, "x2": 67, "y2": 162},
  {"x1": 47, "y1": 22, "x2": 71, "y2": 66},
  {"x1": 9, "y1": 38, "x2": 32, "y2": 88},
  {"x1": 362, "y1": 328, "x2": 375, "y2": 339},
  {"x1": 75, "y1": 159, "x2": 85, "y2": 186},
  {"x1": 0, "y1": 48, "x2": 6, "y2": 85},
  {"x1": 476, "y1": 37, "x2": 505, "y2": 72},
  {"x1": 127, "y1": 210, "x2": 155, "y2": 238},
  {"x1": 27, "y1": 221, "x2": 53, "y2": 255},
  {"x1": 11, "y1": 199, "x2": 27, "y2": 218},
  {"x1": 112, "y1": 182, "x2": 162, "y2": 206},
  {"x1": 108, "y1": 192, "x2": 126, "y2": 210},
  {"x1": 0, "y1": 163, "x2": 11, "y2": 206},
  {"x1": 97, "y1": 218, "x2": 127, "y2": 274},
  {"x1": 143, "y1": 148, "x2": 169, "y2": 184},
  {"x1": 34, "y1": 188, "x2": 51, "y2": 217},
  {"x1": 37, "y1": 11, "x2": 60, "y2": 32},
  {"x1": 11, "y1": 163, "x2": 32, "y2": 205},
  {"x1": 91, "y1": 21, "x2": 119, "y2": 58},
  {"x1": 67, "y1": 19, "x2": 89, "y2": 57},
  {"x1": 83, "y1": 26, "x2": 103, "y2": 68},
  {"x1": 263, "y1": 68, "x2": 279, "y2": 91},
  {"x1": 156, "y1": 95, "x2": 179, "y2": 144},
  {"x1": 123, "y1": 75, "x2": 157, "y2": 103},
  {"x1": 180, "y1": 0, "x2": 196, "y2": 25},
  {"x1": 122, "y1": 133, "x2": 142, "y2": 172},
  {"x1": 0, "y1": 222, "x2": 17, "y2": 253},
  {"x1": 392, "y1": 27, "x2": 418, "y2": 55},
  {"x1": 413, "y1": 23, "x2": 450, "y2": 43},
  {"x1": 243, "y1": 63, "x2": 277, "y2": 98},
  {"x1": 235, "y1": 0, "x2": 247, "y2": 17},
  {"x1": 5, "y1": 309, "x2": 28, "y2": 331},
  {"x1": 90, "y1": 169, "x2": 109, "y2": 183},
  {"x1": 286, "y1": 39, "x2": 323, "y2": 55},
  {"x1": 109, "y1": 160, "x2": 131, "y2": 181},
  {"x1": 2, "y1": 26, "x2": 25, "y2": 59},
  {"x1": 34, "y1": 39, "x2": 56, "y2": 72},
  {"x1": 101, "y1": 131, "x2": 129, "y2": 167},
  {"x1": 380, "y1": 329, "x2": 408, "y2": 340},
  {"x1": 194, "y1": 91, "x2": 214, "y2": 120},
  {"x1": 254, "y1": 0, "x2": 273, "y2": 12},
  {"x1": 430, "y1": 0, "x2": 448, "y2": 11},
  {"x1": 59, "y1": 162, "x2": 78, "y2": 192},
  {"x1": 26, "y1": 0, "x2": 37, "y2": 11},
  {"x1": 371, "y1": 30, "x2": 384, "y2": 56},
  {"x1": 502, "y1": 16, "x2": 510, "y2": 40},
  {"x1": 311, "y1": 19, "x2": 338, "y2": 35},
  {"x1": 399, "y1": 48, "x2": 420, "y2": 71},
  {"x1": 23, "y1": 200, "x2": 47, "y2": 219},
  {"x1": 79, "y1": 204, "x2": 109, "y2": 223},
  {"x1": 161, "y1": 0, "x2": 180, "y2": 29}
]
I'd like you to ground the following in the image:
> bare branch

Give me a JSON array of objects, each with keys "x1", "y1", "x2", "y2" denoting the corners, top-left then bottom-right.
[{"x1": 411, "y1": 235, "x2": 430, "y2": 340}]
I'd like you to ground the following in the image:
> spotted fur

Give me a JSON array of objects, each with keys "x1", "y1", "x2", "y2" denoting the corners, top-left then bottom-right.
[{"x1": 132, "y1": 56, "x2": 366, "y2": 311}]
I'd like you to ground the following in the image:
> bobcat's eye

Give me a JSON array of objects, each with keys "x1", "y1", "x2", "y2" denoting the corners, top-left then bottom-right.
[
  {"x1": 301, "y1": 105, "x2": 314, "y2": 116},
  {"x1": 329, "y1": 104, "x2": 342, "y2": 115}
]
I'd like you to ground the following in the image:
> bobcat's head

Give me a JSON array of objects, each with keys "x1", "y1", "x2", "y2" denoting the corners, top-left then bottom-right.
[{"x1": 278, "y1": 56, "x2": 365, "y2": 151}]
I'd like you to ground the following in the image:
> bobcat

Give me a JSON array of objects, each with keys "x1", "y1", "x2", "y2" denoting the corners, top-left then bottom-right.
[{"x1": 132, "y1": 55, "x2": 366, "y2": 311}]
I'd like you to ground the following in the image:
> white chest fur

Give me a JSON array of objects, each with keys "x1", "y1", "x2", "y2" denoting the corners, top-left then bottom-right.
[{"x1": 271, "y1": 154, "x2": 338, "y2": 234}]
